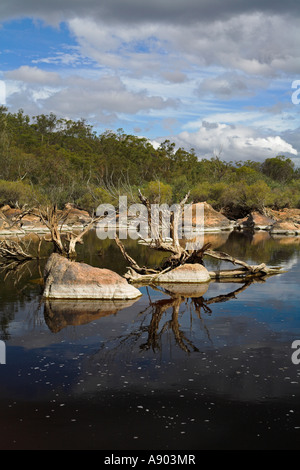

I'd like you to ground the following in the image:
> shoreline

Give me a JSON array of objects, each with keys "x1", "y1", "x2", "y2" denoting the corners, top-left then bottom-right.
[
  {"x1": 1, "y1": 203, "x2": 300, "y2": 238},
  {"x1": 1, "y1": 223, "x2": 300, "y2": 238}
]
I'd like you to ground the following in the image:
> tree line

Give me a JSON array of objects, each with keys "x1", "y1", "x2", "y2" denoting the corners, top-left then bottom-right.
[{"x1": 0, "y1": 106, "x2": 299, "y2": 218}]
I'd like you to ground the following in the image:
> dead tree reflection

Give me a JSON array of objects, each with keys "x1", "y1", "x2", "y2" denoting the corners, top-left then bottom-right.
[{"x1": 117, "y1": 280, "x2": 257, "y2": 355}]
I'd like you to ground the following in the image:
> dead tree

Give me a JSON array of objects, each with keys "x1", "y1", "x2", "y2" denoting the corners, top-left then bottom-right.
[
  {"x1": 115, "y1": 190, "x2": 284, "y2": 283},
  {"x1": 37, "y1": 205, "x2": 104, "y2": 258},
  {"x1": 1, "y1": 205, "x2": 105, "y2": 260}
]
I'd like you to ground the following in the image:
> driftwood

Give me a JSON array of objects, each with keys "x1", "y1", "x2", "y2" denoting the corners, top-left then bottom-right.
[
  {"x1": 115, "y1": 190, "x2": 212, "y2": 280},
  {"x1": 0, "y1": 236, "x2": 45, "y2": 290},
  {"x1": 123, "y1": 262, "x2": 283, "y2": 284}
]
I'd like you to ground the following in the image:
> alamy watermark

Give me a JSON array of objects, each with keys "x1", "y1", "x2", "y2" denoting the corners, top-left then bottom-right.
[
  {"x1": 95, "y1": 197, "x2": 205, "y2": 250},
  {"x1": 0, "y1": 80, "x2": 6, "y2": 105},
  {"x1": 291, "y1": 340, "x2": 300, "y2": 365},
  {"x1": 292, "y1": 80, "x2": 300, "y2": 105},
  {"x1": 0, "y1": 341, "x2": 6, "y2": 365}
]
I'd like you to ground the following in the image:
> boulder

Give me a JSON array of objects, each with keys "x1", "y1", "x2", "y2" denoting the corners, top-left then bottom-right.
[
  {"x1": 64, "y1": 203, "x2": 92, "y2": 225},
  {"x1": 186, "y1": 202, "x2": 235, "y2": 232},
  {"x1": 1, "y1": 207, "x2": 22, "y2": 220},
  {"x1": 268, "y1": 208, "x2": 300, "y2": 225},
  {"x1": 20, "y1": 213, "x2": 45, "y2": 229},
  {"x1": 239, "y1": 211, "x2": 276, "y2": 230},
  {"x1": 157, "y1": 263, "x2": 211, "y2": 284},
  {"x1": 270, "y1": 220, "x2": 300, "y2": 235},
  {"x1": 43, "y1": 253, "x2": 142, "y2": 300}
]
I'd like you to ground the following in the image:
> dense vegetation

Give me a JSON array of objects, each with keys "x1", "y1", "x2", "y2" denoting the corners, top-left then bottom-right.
[{"x1": 0, "y1": 106, "x2": 299, "y2": 218}]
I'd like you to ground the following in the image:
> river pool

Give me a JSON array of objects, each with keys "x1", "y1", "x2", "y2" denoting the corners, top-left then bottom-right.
[{"x1": 0, "y1": 229, "x2": 300, "y2": 450}]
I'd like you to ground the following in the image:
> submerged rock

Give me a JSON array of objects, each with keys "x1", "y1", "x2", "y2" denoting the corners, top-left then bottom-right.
[
  {"x1": 157, "y1": 263, "x2": 211, "y2": 284},
  {"x1": 43, "y1": 253, "x2": 142, "y2": 300}
]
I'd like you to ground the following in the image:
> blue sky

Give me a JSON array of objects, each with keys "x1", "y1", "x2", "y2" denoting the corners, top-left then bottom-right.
[{"x1": 0, "y1": 0, "x2": 299, "y2": 164}]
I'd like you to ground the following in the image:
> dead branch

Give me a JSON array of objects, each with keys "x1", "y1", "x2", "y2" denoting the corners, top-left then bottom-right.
[
  {"x1": 115, "y1": 235, "x2": 159, "y2": 275},
  {"x1": 137, "y1": 189, "x2": 190, "y2": 256},
  {"x1": 37, "y1": 206, "x2": 65, "y2": 254},
  {"x1": 203, "y1": 249, "x2": 284, "y2": 278},
  {"x1": 203, "y1": 249, "x2": 257, "y2": 271},
  {"x1": 115, "y1": 190, "x2": 194, "y2": 275},
  {"x1": 65, "y1": 216, "x2": 105, "y2": 256},
  {"x1": 0, "y1": 239, "x2": 34, "y2": 261}
]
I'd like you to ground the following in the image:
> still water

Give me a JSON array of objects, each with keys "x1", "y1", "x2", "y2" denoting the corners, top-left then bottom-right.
[{"x1": 0, "y1": 229, "x2": 300, "y2": 450}]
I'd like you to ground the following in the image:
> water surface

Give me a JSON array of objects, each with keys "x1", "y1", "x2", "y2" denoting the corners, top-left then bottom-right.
[{"x1": 1, "y1": 230, "x2": 300, "y2": 450}]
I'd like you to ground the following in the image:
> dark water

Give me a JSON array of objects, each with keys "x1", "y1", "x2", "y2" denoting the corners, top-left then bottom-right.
[{"x1": 1, "y1": 230, "x2": 300, "y2": 450}]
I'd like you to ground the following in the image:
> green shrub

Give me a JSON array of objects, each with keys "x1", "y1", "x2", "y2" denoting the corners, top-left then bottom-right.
[
  {"x1": 190, "y1": 181, "x2": 227, "y2": 208},
  {"x1": 143, "y1": 181, "x2": 173, "y2": 204},
  {"x1": 76, "y1": 187, "x2": 116, "y2": 213},
  {"x1": 220, "y1": 180, "x2": 273, "y2": 213},
  {"x1": 0, "y1": 179, "x2": 36, "y2": 208}
]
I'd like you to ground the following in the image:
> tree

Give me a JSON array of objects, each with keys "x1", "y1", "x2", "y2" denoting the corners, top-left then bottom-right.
[
  {"x1": 261, "y1": 155, "x2": 295, "y2": 183},
  {"x1": 32, "y1": 113, "x2": 57, "y2": 144}
]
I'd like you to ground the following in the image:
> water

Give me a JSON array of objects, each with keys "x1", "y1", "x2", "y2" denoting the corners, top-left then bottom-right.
[{"x1": 0, "y1": 230, "x2": 300, "y2": 450}]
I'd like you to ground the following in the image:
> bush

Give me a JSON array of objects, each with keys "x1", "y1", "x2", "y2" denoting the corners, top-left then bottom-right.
[
  {"x1": 143, "y1": 181, "x2": 173, "y2": 204},
  {"x1": 232, "y1": 166, "x2": 263, "y2": 185},
  {"x1": 0, "y1": 179, "x2": 36, "y2": 208},
  {"x1": 220, "y1": 180, "x2": 273, "y2": 213},
  {"x1": 76, "y1": 187, "x2": 116, "y2": 213},
  {"x1": 270, "y1": 183, "x2": 300, "y2": 209},
  {"x1": 190, "y1": 181, "x2": 227, "y2": 208}
]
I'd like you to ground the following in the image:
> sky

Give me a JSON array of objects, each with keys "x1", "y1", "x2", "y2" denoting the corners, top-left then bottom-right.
[{"x1": 0, "y1": 0, "x2": 299, "y2": 164}]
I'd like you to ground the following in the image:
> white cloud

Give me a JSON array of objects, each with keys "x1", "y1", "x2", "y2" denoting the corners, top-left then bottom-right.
[
  {"x1": 197, "y1": 72, "x2": 269, "y2": 99},
  {"x1": 5, "y1": 66, "x2": 60, "y2": 84},
  {"x1": 4, "y1": 72, "x2": 178, "y2": 122},
  {"x1": 1, "y1": 1, "x2": 299, "y2": 162},
  {"x1": 165, "y1": 122, "x2": 298, "y2": 161},
  {"x1": 65, "y1": 13, "x2": 300, "y2": 78}
]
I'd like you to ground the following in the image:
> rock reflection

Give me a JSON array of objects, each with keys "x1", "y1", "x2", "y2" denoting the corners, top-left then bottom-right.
[{"x1": 44, "y1": 298, "x2": 139, "y2": 333}]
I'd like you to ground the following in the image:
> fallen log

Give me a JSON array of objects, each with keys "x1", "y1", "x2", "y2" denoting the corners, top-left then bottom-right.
[
  {"x1": 208, "y1": 266, "x2": 284, "y2": 280},
  {"x1": 124, "y1": 264, "x2": 284, "y2": 284}
]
